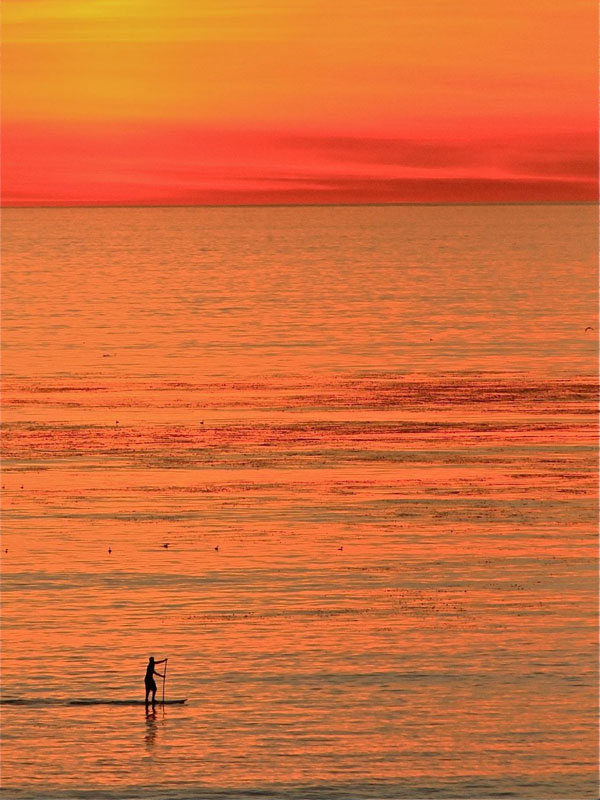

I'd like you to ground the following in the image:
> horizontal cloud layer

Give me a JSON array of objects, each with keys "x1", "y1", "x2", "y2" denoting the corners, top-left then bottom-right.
[{"x1": 2, "y1": 124, "x2": 597, "y2": 205}]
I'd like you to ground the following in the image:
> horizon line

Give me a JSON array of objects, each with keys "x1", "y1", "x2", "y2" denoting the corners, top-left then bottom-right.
[{"x1": 2, "y1": 200, "x2": 597, "y2": 210}]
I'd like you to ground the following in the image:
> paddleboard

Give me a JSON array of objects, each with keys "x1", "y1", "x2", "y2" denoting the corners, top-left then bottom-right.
[{"x1": 68, "y1": 699, "x2": 187, "y2": 706}]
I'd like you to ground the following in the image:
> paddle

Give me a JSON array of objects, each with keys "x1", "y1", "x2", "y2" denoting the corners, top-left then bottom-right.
[{"x1": 162, "y1": 658, "x2": 168, "y2": 704}]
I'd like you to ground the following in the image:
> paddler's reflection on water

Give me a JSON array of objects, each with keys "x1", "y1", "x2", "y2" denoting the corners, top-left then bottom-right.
[{"x1": 145, "y1": 706, "x2": 158, "y2": 747}]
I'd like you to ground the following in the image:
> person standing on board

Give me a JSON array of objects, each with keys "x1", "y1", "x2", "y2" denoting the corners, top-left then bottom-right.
[{"x1": 144, "y1": 657, "x2": 166, "y2": 705}]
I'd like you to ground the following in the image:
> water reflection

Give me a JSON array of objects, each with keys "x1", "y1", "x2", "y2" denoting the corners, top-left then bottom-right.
[{"x1": 144, "y1": 707, "x2": 158, "y2": 748}]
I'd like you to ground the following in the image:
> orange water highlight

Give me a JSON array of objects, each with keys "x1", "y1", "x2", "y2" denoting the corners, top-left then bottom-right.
[{"x1": 1, "y1": 205, "x2": 598, "y2": 798}]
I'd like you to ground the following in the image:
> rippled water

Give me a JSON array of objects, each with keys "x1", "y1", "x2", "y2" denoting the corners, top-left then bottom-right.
[{"x1": 1, "y1": 205, "x2": 598, "y2": 799}]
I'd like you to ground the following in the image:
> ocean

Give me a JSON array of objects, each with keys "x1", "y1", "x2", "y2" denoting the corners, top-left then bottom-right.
[{"x1": 1, "y1": 204, "x2": 598, "y2": 799}]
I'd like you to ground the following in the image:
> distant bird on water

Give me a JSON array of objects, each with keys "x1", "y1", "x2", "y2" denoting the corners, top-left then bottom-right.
[
  {"x1": 108, "y1": 547, "x2": 112, "y2": 554},
  {"x1": 338, "y1": 546, "x2": 344, "y2": 551},
  {"x1": 214, "y1": 545, "x2": 219, "y2": 552},
  {"x1": 163, "y1": 543, "x2": 169, "y2": 549}
]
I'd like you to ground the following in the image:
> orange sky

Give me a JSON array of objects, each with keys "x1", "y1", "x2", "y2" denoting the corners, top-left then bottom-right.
[{"x1": 2, "y1": 0, "x2": 598, "y2": 205}]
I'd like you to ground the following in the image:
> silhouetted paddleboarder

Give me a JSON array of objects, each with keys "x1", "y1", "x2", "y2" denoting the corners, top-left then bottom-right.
[{"x1": 145, "y1": 657, "x2": 167, "y2": 705}]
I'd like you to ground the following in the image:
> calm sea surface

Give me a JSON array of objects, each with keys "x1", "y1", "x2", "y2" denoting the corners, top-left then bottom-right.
[{"x1": 1, "y1": 205, "x2": 598, "y2": 799}]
